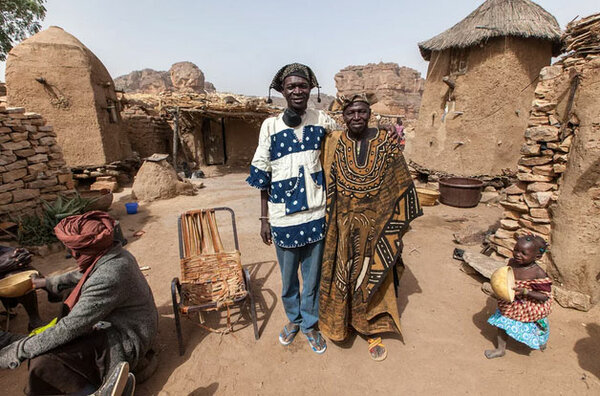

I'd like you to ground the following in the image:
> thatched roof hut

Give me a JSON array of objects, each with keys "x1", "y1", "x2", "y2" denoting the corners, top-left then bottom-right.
[
  {"x1": 406, "y1": 0, "x2": 563, "y2": 177},
  {"x1": 418, "y1": 0, "x2": 562, "y2": 60}
]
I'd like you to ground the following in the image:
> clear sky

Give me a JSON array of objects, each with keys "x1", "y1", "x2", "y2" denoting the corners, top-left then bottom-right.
[{"x1": 0, "y1": 0, "x2": 597, "y2": 96}]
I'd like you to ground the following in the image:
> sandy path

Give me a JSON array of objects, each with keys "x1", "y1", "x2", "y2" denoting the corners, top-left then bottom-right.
[{"x1": 1, "y1": 172, "x2": 599, "y2": 395}]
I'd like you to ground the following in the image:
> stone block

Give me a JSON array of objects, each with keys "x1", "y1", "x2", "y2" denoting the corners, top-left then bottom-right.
[
  {"x1": 0, "y1": 192, "x2": 12, "y2": 205},
  {"x1": 517, "y1": 173, "x2": 553, "y2": 182},
  {"x1": 548, "y1": 114, "x2": 561, "y2": 126},
  {"x1": 37, "y1": 125, "x2": 53, "y2": 132},
  {"x1": 5, "y1": 160, "x2": 27, "y2": 171},
  {"x1": 9, "y1": 132, "x2": 28, "y2": 142},
  {"x1": 519, "y1": 156, "x2": 553, "y2": 166},
  {"x1": 0, "y1": 153, "x2": 17, "y2": 165},
  {"x1": 520, "y1": 144, "x2": 541, "y2": 156},
  {"x1": 518, "y1": 165, "x2": 532, "y2": 174},
  {"x1": 503, "y1": 210, "x2": 521, "y2": 220},
  {"x1": 553, "y1": 286, "x2": 592, "y2": 311},
  {"x1": 553, "y1": 163, "x2": 567, "y2": 173},
  {"x1": 0, "y1": 180, "x2": 24, "y2": 193},
  {"x1": 1, "y1": 140, "x2": 31, "y2": 151},
  {"x1": 12, "y1": 189, "x2": 40, "y2": 202},
  {"x1": 500, "y1": 201, "x2": 528, "y2": 213},
  {"x1": 504, "y1": 182, "x2": 527, "y2": 195},
  {"x1": 507, "y1": 194, "x2": 522, "y2": 203},
  {"x1": 495, "y1": 228, "x2": 515, "y2": 239},
  {"x1": 539, "y1": 65, "x2": 563, "y2": 80},
  {"x1": 558, "y1": 135, "x2": 572, "y2": 152},
  {"x1": 518, "y1": 218, "x2": 551, "y2": 235},
  {"x1": 554, "y1": 153, "x2": 568, "y2": 163},
  {"x1": 49, "y1": 145, "x2": 62, "y2": 153},
  {"x1": 41, "y1": 185, "x2": 66, "y2": 193},
  {"x1": 490, "y1": 235, "x2": 517, "y2": 251},
  {"x1": 48, "y1": 160, "x2": 66, "y2": 168},
  {"x1": 500, "y1": 219, "x2": 520, "y2": 230},
  {"x1": 515, "y1": 228, "x2": 549, "y2": 242},
  {"x1": 0, "y1": 127, "x2": 11, "y2": 134},
  {"x1": 532, "y1": 165, "x2": 555, "y2": 177},
  {"x1": 0, "y1": 135, "x2": 11, "y2": 144},
  {"x1": 39, "y1": 137, "x2": 57, "y2": 146},
  {"x1": 57, "y1": 173, "x2": 72, "y2": 183},
  {"x1": 2, "y1": 168, "x2": 27, "y2": 183},
  {"x1": 532, "y1": 100, "x2": 557, "y2": 112},
  {"x1": 494, "y1": 245, "x2": 513, "y2": 258},
  {"x1": 27, "y1": 154, "x2": 48, "y2": 164},
  {"x1": 480, "y1": 191, "x2": 500, "y2": 204},
  {"x1": 527, "y1": 182, "x2": 555, "y2": 192},
  {"x1": 27, "y1": 177, "x2": 57, "y2": 189},
  {"x1": 34, "y1": 145, "x2": 49, "y2": 154},
  {"x1": 526, "y1": 192, "x2": 553, "y2": 208},
  {"x1": 524, "y1": 126, "x2": 559, "y2": 142},
  {"x1": 14, "y1": 149, "x2": 36, "y2": 158},
  {"x1": 529, "y1": 208, "x2": 550, "y2": 220}
]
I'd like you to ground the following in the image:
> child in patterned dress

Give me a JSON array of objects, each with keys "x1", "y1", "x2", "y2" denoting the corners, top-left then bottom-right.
[{"x1": 485, "y1": 235, "x2": 552, "y2": 359}]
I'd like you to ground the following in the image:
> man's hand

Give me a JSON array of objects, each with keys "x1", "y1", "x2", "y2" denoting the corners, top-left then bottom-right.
[
  {"x1": 382, "y1": 123, "x2": 404, "y2": 143},
  {"x1": 30, "y1": 273, "x2": 46, "y2": 290},
  {"x1": 260, "y1": 220, "x2": 272, "y2": 245},
  {"x1": 0, "y1": 341, "x2": 22, "y2": 370}
]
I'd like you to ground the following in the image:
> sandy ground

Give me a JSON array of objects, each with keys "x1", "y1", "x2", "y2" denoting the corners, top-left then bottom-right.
[{"x1": 1, "y1": 172, "x2": 599, "y2": 395}]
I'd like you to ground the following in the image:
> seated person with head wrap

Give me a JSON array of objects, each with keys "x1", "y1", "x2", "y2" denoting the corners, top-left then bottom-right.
[
  {"x1": 0, "y1": 211, "x2": 158, "y2": 396},
  {"x1": 0, "y1": 246, "x2": 44, "y2": 331}
]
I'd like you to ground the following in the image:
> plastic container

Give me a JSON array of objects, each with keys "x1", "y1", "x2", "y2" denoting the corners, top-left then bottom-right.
[
  {"x1": 439, "y1": 177, "x2": 484, "y2": 208},
  {"x1": 125, "y1": 202, "x2": 139, "y2": 214}
]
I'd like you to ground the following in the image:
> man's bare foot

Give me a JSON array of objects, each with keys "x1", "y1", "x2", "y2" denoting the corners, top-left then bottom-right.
[{"x1": 484, "y1": 348, "x2": 505, "y2": 359}]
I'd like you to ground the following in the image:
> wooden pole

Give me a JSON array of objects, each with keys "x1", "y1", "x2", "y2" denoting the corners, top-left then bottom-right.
[{"x1": 173, "y1": 106, "x2": 180, "y2": 170}]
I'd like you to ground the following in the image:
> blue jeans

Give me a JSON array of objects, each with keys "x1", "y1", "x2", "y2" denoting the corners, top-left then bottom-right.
[{"x1": 275, "y1": 240, "x2": 324, "y2": 333}]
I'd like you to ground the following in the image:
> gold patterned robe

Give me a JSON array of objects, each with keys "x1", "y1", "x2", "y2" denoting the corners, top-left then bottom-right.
[{"x1": 319, "y1": 129, "x2": 422, "y2": 341}]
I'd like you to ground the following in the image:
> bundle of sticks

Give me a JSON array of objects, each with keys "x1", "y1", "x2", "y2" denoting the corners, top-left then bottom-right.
[{"x1": 563, "y1": 13, "x2": 600, "y2": 56}]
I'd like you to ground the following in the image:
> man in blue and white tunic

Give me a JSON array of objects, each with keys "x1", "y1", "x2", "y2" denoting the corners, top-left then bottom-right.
[{"x1": 247, "y1": 63, "x2": 335, "y2": 354}]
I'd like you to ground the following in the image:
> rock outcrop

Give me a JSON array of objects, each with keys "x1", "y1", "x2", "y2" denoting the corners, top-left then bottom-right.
[
  {"x1": 114, "y1": 69, "x2": 171, "y2": 95},
  {"x1": 115, "y1": 62, "x2": 212, "y2": 94},
  {"x1": 334, "y1": 62, "x2": 424, "y2": 118},
  {"x1": 169, "y1": 62, "x2": 205, "y2": 93}
]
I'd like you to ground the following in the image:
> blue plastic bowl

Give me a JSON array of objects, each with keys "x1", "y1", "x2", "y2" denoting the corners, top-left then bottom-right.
[{"x1": 125, "y1": 202, "x2": 138, "y2": 214}]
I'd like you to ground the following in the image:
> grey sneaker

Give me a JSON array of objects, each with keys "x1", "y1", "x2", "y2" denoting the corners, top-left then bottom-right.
[{"x1": 93, "y1": 361, "x2": 129, "y2": 396}]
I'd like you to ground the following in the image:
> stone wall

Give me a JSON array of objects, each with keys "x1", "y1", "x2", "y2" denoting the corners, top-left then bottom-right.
[
  {"x1": 122, "y1": 105, "x2": 172, "y2": 158},
  {"x1": 0, "y1": 106, "x2": 74, "y2": 221},
  {"x1": 489, "y1": 53, "x2": 600, "y2": 310}
]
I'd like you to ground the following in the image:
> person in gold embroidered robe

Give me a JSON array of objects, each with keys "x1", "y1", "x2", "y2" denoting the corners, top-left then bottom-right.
[{"x1": 319, "y1": 94, "x2": 422, "y2": 361}]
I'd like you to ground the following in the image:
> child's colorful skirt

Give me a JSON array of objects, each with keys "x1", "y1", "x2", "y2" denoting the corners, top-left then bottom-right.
[{"x1": 488, "y1": 309, "x2": 549, "y2": 349}]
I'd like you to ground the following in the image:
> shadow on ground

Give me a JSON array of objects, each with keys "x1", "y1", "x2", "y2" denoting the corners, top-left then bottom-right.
[{"x1": 574, "y1": 323, "x2": 600, "y2": 379}]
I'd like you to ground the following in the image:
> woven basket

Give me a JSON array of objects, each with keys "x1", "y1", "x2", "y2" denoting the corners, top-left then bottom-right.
[
  {"x1": 416, "y1": 188, "x2": 440, "y2": 206},
  {"x1": 180, "y1": 251, "x2": 246, "y2": 308}
]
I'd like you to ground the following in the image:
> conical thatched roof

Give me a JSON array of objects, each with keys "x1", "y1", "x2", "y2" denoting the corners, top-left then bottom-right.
[{"x1": 418, "y1": 0, "x2": 562, "y2": 60}]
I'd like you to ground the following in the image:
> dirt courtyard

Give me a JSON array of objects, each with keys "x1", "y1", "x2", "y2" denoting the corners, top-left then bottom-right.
[{"x1": 1, "y1": 172, "x2": 599, "y2": 395}]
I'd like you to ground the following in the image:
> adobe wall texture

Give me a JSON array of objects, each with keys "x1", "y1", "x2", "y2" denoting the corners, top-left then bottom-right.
[{"x1": 407, "y1": 37, "x2": 553, "y2": 176}]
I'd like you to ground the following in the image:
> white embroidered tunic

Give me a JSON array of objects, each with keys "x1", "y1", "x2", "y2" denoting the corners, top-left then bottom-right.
[{"x1": 247, "y1": 108, "x2": 336, "y2": 248}]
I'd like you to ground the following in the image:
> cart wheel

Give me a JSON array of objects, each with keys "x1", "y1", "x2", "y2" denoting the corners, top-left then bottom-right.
[{"x1": 171, "y1": 278, "x2": 184, "y2": 356}]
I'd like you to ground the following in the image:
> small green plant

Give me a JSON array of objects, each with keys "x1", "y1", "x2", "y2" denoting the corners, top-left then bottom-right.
[{"x1": 16, "y1": 192, "x2": 99, "y2": 246}]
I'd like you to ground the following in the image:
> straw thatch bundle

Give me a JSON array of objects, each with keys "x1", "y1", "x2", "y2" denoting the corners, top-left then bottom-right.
[
  {"x1": 563, "y1": 13, "x2": 600, "y2": 56},
  {"x1": 418, "y1": 0, "x2": 562, "y2": 60}
]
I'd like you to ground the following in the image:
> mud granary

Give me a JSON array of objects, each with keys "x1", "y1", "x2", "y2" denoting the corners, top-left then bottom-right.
[
  {"x1": 406, "y1": 0, "x2": 562, "y2": 177},
  {"x1": 5, "y1": 26, "x2": 132, "y2": 168}
]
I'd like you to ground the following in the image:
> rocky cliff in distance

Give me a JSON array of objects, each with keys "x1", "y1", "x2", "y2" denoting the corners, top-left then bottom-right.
[
  {"x1": 115, "y1": 61, "x2": 215, "y2": 94},
  {"x1": 335, "y1": 62, "x2": 424, "y2": 119}
]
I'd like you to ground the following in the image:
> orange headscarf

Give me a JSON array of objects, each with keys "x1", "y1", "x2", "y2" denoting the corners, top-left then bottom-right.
[{"x1": 54, "y1": 211, "x2": 116, "y2": 310}]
